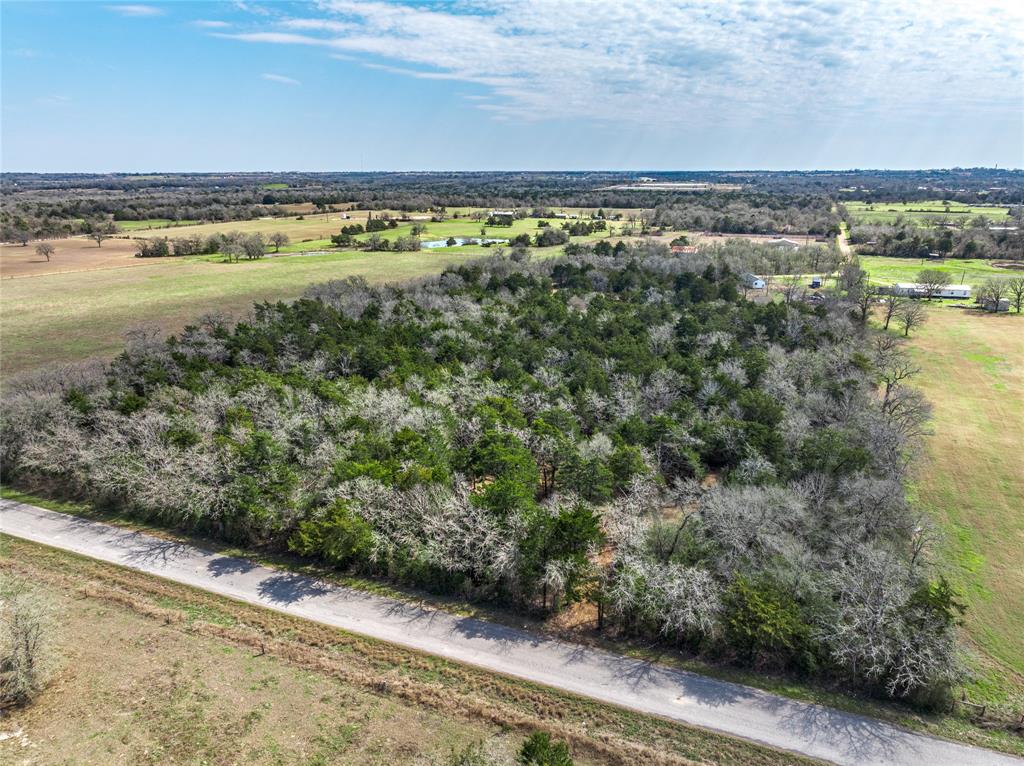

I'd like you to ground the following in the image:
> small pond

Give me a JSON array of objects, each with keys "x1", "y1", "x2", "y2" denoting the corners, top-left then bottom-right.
[{"x1": 420, "y1": 237, "x2": 509, "y2": 249}]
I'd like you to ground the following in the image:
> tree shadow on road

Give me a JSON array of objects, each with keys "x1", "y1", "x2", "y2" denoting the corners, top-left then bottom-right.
[
  {"x1": 256, "y1": 572, "x2": 331, "y2": 604},
  {"x1": 206, "y1": 555, "x2": 258, "y2": 578},
  {"x1": 756, "y1": 692, "x2": 906, "y2": 764},
  {"x1": 448, "y1": 616, "x2": 543, "y2": 653},
  {"x1": 120, "y1": 534, "x2": 193, "y2": 566}
]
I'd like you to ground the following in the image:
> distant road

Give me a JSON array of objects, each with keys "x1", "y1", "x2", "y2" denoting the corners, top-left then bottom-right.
[{"x1": 2, "y1": 499, "x2": 1021, "y2": 766}]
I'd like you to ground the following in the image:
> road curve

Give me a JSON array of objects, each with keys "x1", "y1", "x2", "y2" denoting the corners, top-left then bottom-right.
[{"x1": 2, "y1": 499, "x2": 1020, "y2": 766}]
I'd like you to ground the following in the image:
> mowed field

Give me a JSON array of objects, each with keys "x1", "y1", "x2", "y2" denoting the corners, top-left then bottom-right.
[
  {"x1": 858, "y1": 256, "x2": 1021, "y2": 288},
  {"x1": 0, "y1": 536, "x2": 816, "y2": 766},
  {"x1": 845, "y1": 200, "x2": 1013, "y2": 226},
  {"x1": 903, "y1": 307, "x2": 1024, "y2": 700}
]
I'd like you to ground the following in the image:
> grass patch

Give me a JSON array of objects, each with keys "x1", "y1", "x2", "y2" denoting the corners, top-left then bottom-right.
[{"x1": 116, "y1": 219, "x2": 199, "y2": 231}]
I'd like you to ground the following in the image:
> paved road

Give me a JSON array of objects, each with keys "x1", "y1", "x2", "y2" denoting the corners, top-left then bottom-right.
[{"x1": 2, "y1": 499, "x2": 1020, "y2": 766}]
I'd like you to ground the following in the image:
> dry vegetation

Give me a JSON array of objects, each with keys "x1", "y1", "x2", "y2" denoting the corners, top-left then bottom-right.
[{"x1": 0, "y1": 536, "x2": 820, "y2": 766}]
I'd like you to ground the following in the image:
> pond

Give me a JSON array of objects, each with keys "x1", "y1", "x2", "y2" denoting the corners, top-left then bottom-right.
[{"x1": 420, "y1": 237, "x2": 509, "y2": 249}]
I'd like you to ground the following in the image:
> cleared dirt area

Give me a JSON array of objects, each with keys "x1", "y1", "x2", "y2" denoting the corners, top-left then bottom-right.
[
  {"x1": 1, "y1": 237, "x2": 145, "y2": 278},
  {"x1": 0, "y1": 536, "x2": 819, "y2": 766}
]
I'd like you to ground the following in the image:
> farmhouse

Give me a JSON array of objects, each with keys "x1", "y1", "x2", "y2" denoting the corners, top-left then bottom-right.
[{"x1": 742, "y1": 272, "x2": 766, "y2": 289}]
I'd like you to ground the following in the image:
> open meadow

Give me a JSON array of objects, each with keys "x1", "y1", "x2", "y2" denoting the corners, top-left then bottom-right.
[
  {"x1": 845, "y1": 201, "x2": 1013, "y2": 226},
  {"x1": 901, "y1": 307, "x2": 1024, "y2": 703},
  {"x1": 0, "y1": 249, "x2": 500, "y2": 376}
]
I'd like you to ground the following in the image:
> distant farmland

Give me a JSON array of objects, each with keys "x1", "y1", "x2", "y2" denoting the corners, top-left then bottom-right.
[
  {"x1": 845, "y1": 200, "x2": 1012, "y2": 226},
  {"x1": 0, "y1": 209, "x2": 633, "y2": 375}
]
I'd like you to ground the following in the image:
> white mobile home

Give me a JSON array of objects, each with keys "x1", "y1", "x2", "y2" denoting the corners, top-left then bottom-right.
[
  {"x1": 934, "y1": 285, "x2": 972, "y2": 299},
  {"x1": 742, "y1": 272, "x2": 766, "y2": 289},
  {"x1": 890, "y1": 283, "x2": 972, "y2": 299}
]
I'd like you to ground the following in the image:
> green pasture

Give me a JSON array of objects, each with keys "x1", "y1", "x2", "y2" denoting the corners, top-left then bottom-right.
[
  {"x1": 0, "y1": 249, "x2": 527, "y2": 376},
  {"x1": 898, "y1": 307, "x2": 1024, "y2": 705},
  {"x1": 116, "y1": 219, "x2": 199, "y2": 231},
  {"x1": 845, "y1": 201, "x2": 1011, "y2": 226},
  {"x1": 858, "y1": 256, "x2": 1018, "y2": 287}
]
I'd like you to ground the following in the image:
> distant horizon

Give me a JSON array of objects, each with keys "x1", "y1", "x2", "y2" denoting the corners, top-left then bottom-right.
[
  {"x1": 4, "y1": 167, "x2": 1023, "y2": 176},
  {"x1": 3, "y1": 1, "x2": 1021, "y2": 173}
]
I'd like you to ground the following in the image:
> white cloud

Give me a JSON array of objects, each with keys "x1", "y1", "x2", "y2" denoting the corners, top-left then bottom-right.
[
  {"x1": 105, "y1": 4, "x2": 163, "y2": 17},
  {"x1": 35, "y1": 95, "x2": 72, "y2": 106},
  {"x1": 224, "y1": 0, "x2": 1024, "y2": 128},
  {"x1": 193, "y1": 20, "x2": 230, "y2": 29},
  {"x1": 261, "y1": 72, "x2": 301, "y2": 85}
]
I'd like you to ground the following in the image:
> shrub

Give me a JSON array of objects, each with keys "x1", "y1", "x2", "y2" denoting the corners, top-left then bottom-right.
[
  {"x1": 518, "y1": 732, "x2": 573, "y2": 766},
  {"x1": 0, "y1": 577, "x2": 55, "y2": 707}
]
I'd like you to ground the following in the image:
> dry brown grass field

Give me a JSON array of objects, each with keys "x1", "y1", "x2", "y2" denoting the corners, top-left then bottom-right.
[
  {"x1": 0, "y1": 536, "x2": 820, "y2": 766},
  {"x1": 1, "y1": 237, "x2": 144, "y2": 278}
]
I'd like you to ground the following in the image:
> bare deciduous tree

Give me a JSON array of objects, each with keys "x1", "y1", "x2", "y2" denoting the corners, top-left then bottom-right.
[
  {"x1": 1008, "y1": 276, "x2": 1024, "y2": 314},
  {"x1": 880, "y1": 293, "x2": 905, "y2": 330},
  {"x1": 35, "y1": 242, "x2": 55, "y2": 262},
  {"x1": 87, "y1": 220, "x2": 116, "y2": 248},
  {"x1": 268, "y1": 232, "x2": 289, "y2": 253},
  {"x1": 916, "y1": 269, "x2": 950, "y2": 300},
  {"x1": 977, "y1": 278, "x2": 1009, "y2": 311},
  {"x1": 895, "y1": 301, "x2": 927, "y2": 337}
]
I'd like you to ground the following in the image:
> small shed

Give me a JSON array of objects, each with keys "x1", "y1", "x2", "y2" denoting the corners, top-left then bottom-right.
[
  {"x1": 742, "y1": 272, "x2": 766, "y2": 289},
  {"x1": 982, "y1": 297, "x2": 1010, "y2": 313}
]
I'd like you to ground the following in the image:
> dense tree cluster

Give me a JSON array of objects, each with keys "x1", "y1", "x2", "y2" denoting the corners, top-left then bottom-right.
[
  {"x1": 848, "y1": 221, "x2": 1023, "y2": 261},
  {"x1": 650, "y1": 195, "x2": 840, "y2": 235},
  {"x1": 1, "y1": 243, "x2": 959, "y2": 703},
  {"x1": 134, "y1": 231, "x2": 269, "y2": 259}
]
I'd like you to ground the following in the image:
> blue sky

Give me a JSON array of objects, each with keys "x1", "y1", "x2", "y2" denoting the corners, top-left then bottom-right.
[{"x1": 2, "y1": 0, "x2": 1022, "y2": 172}]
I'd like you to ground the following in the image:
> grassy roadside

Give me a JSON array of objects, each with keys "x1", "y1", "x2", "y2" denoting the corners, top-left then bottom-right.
[
  {"x1": 0, "y1": 534, "x2": 821, "y2": 766},
  {"x1": 4, "y1": 485, "x2": 1022, "y2": 757}
]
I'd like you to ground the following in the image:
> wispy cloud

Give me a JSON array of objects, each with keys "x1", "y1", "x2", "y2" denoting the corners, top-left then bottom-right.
[
  {"x1": 35, "y1": 95, "x2": 72, "y2": 107},
  {"x1": 105, "y1": 4, "x2": 163, "y2": 17},
  {"x1": 261, "y1": 73, "x2": 301, "y2": 86},
  {"x1": 222, "y1": 0, "x2": 1024, "y2": 127},
  {"x1": 192, "y1": 20, "x2": 230, "y2": 29}
]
